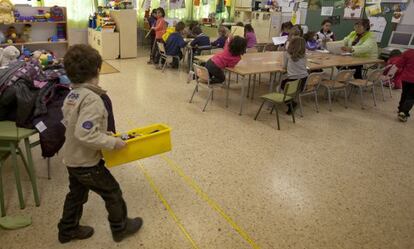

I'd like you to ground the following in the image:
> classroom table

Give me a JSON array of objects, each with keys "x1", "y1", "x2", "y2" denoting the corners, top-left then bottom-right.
[{"x1": 195, "y1": 51, "x2": 384, "y2": 115}]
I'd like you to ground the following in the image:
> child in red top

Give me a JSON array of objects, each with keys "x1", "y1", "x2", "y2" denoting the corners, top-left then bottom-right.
[
  {"x1": 205, "y1": 36, "x2": 247, "y2": 83},
  {"x1": 149, "y1": 7, "x2": 167, "y2": 64},
  {"x1": 395, "y1": 49, "x2": 414, "y2": 122},
  {"x1": 381, "y1": 50, "x2": 403, "y2": 89}
]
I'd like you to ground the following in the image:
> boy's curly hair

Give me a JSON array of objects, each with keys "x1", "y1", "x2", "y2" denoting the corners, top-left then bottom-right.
[{"x1": 64, "y1": 44, "x2": 102, "y2": 84}]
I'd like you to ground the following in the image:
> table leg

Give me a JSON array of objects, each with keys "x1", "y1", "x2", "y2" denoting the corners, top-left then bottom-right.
[
  {"x1": 10, "y1": 142, "x2": 24, "y2": 209},
  {"x1": 246, "y1": 75, "x2": 251, "y2": 98},
  {"x1": 239, "y1": 76, "x2": 246, "y2": 116},
  {"x1": 251, "y1": 74, "x2": 257, "y2": 100},
  {"x1": 226, "y1": 72, "x2": 231, "y2": 108},
  {"x1": 24, "y1": 138, "x2": 40, "y2": 207}
]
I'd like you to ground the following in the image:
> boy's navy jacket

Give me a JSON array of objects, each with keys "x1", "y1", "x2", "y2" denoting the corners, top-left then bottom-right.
[
  {"x1": 190, "y1": 34, "x2": 210, "y2": 48},
  {"x1": 165, "y1": 32, "x2": 187, "y2": 56},
  {"x1": 211, "y1": 36, "x2": 226, "y2": 48}
]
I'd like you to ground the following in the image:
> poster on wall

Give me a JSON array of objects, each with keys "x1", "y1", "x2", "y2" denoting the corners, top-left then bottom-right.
[
  {"x1": 365, "y1": 3, "x2": 382, "y2": 16},
  {"x1": 170, "y1": 0, "x2": 185, "y2": 9},
  {"x1": 343, "y1": 0, "x2": 365, "y2": 19},
  {"x1": 391, "y1": 3, "x2": 406, "y2": 23},
  {"x1": 321, "y1": 6, "x2": 334, "y2": 16},
  {"x1": 368, "y1": 16, "x2": 387, "y2": 42}
]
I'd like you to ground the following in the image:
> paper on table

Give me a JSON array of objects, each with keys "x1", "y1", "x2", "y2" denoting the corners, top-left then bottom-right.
[
  {"x1": 272, "y1": 36, "x2": 288, "y2": 45},
  {"x1": 321, "y1": 6, "x2": 334, "y2": 16}
]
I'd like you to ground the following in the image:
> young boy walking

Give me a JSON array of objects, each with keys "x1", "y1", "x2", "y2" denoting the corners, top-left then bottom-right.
[{"x1": 58, "y1": 44, "x2": 143, "y2": 243}]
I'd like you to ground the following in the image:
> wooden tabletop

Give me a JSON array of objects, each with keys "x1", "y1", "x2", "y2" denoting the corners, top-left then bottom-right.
[{"x1": 195, "y1": 51, "x2": 384, "y2": 76}]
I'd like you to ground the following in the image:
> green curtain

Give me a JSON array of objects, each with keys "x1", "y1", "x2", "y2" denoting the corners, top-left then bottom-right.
[{"x1": 67, "y1": 0, "x2": 96, "y2": 28}]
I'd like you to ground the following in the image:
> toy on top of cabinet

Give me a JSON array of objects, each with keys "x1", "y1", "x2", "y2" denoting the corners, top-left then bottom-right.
[
  {"x1": 6, "y1": 26, "x2": 17, "y2": 44},
  {"x1": 0, "y1": 0, "x2": 15, "y2": 24},
  {"x1": 50, "y1": 6, "x2": 64, "y2": 22},
  {"x1": 20, "y1": 24, "x2": 32, "y2": 42}
]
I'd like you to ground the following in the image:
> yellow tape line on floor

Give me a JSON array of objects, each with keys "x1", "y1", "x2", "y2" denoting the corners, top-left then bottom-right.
[
  {"x1": 160, "y1": 155, "x2": 261, "y2": 249},
  {"x1": 138, "y1": 162, "x2": 200, "y2": 249}
]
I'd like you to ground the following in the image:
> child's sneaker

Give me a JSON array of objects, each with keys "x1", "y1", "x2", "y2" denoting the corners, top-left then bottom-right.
[
  {"x1": 112, "y1": 217, "x2": 143, "y2": 242},
  {"x1": 58, "y1": 225, "x2": 94, "y2": 244},
  {"x1": 398, "y1": 112, "x2": 408, "y2": 122}
]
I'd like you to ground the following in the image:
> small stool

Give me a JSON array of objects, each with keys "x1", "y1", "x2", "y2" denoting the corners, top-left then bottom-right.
[{"x1": 0, "y1": 121, "x2": 41, "y2": 216}]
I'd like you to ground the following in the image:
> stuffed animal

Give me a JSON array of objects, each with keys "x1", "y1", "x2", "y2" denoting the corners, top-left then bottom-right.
[
  {"x1": 0, "y1": 0, "x2": 15, "y2": 24},
  {"x1": 0, "y1": 45, "x2": 20, "y2": 67},
  {"x1": 6, "y1": 26, "x2": 17, "y2": 44},
  {"x1": 50, "y1": 6, "x2": 64, "y2": 21},
  {"x1": 20, "y1": 24, "x2": 32, "y2": 42}
]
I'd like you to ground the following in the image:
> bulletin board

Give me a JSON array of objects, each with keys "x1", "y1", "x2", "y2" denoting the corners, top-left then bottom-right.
[{"x1": 304, "y1": 0, "x2": 412, "y2": 48}]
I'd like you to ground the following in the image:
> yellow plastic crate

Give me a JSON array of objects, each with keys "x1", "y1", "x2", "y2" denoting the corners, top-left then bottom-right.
[{"x1": 102, "y1": 123, "x2": 172, "y2": 167}]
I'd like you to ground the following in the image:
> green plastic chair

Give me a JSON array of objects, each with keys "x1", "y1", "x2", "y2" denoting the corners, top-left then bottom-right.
[
  {"x1": 254, "y1": 80, "x2": 301, "y2": 130},
  {"x1": 0, "y1": 121, "x2": 41, "y2": 217}
]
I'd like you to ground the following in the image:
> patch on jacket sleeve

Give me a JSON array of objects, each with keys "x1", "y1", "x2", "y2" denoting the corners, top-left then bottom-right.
[{"x1": 82, "y1": 121, "x2": 94, "y2": 130}]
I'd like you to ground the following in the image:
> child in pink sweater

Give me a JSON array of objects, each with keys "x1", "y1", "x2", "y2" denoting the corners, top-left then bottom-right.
[{"x1": 205, "y1": 36, "x2": 247, "y2": 83}]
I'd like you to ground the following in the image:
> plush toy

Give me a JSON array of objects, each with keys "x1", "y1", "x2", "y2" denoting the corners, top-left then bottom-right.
[
  {"x1": 50, "y1": 6, "x2": 64, "y2": 21},
  {"x1": 6, "y1": 26, "x2": 17, "y2": 44},
  {"x1": 0, "y1": 45, "x2": 20, "y2": 67},
  {"x1": 0, "y1": 0, "x2": 14, "y2": 24},
  {"x1": 20, "y1": 24, "x2": 32, "y2": 42}
]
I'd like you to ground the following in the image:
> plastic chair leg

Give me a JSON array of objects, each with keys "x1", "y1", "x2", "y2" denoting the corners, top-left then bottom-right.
[
  {"x1": 298, "y1": 95, "x2": 304, "y2": 117},
  {"x1": 379, "y1": 83, "x2": 385, "y2": 102},
  {"x1": 10, "y1": 142, "x2": 24, "y2": 209},
  {"x1": 275, "y1": 107, "x2": 281, "y2": 130},
  {"x1": 254, "y1": 101, "x2": 265, "y2": 120},
  {"x1": 189, "y1": 83, "x2": 198, "y2": 103},
  {"x1": 314, "y1": 92, "x2": 320, "y2": 113},
  {"x1": 327, "y1": 89, "x2": 333, "y2": 112},
  {"x1": 0, "y1": 162, "x2": 5, "y2": 217},
  {"x1": 24, "y1": 138, "x2": 40, "y2": 207},
  {"x1": 202, "y1": 89, "x2": 212, "y2": 112},
  {"x1": 372, "y1": 86, "x2": 377, "y2": 107},
  {"x1": 290, "y1": 102, "x2": 296, "y2": 124}
]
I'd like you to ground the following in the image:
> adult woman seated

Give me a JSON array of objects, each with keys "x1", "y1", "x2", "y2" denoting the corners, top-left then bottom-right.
[{"x1": 340, "y1": 19, "x2": 378, "y2": 79}]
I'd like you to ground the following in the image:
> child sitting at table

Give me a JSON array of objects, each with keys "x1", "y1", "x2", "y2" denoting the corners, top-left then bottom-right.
[
  {"x1": 165, "y1": 22, "x2": 187, "y2": 68},
  {"x1": 316, "y1": 19, "x2": 335, "y2": 50},
  {"x1": 244, "y1": 24, "x2": 257, "y2": 49},
  {"x1": 190, "y1": 26, "x2": 211, "y2": 56},
  {"x1": 282, "y1": 26, "x2": 303, "y2": 50},
  {"x1": 211, "y1": 26, "x2": 229, "y2": 49},
  {"x1": 281, "y1": 37, "x2": 309, "y2": 114},
  {"x1": 205, "y1": 36, "x2": 247, "y2": 84},
  {"x1": 304, "y1": 31, "x2": 318, "y2": 51},
  {"x1": 280, "y1": 21, "x2": 293, "y2": 36}
]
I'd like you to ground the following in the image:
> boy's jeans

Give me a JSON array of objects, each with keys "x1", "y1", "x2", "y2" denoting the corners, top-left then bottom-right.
[{"x1": 58, "y1": 160, "x2": 127, "y2": 235}]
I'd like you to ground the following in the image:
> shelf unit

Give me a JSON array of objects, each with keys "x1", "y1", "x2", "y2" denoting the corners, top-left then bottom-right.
[{"x1": 0, "y1": 6, "x2": 68, "y2": 58}]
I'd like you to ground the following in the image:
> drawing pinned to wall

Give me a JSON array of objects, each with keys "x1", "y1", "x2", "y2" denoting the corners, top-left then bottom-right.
[
  {"x1": 391, "y1": 3, "x2": 406, "y2": 23},
  {"x1": 321, "y1": 6, "x2": 334, "y2": 16},
  {"x1": 343, "y1": 0, "x2": 365, "y2": 19},
  {"x1": 368, "y1": 16, "x2": 386, "y2": 42},
  {"x1": 308, "y1": 0, "x2": 321, "y2": 10},
  {"x1": 170, "y1": 0, "x2": 185, "y2": 9},
  {"x1": 365, "y1": 3, "x2": 382, "y2": 16},
  {"x1": 366, "y1": 0, "x2": 381, "y2": 4}
]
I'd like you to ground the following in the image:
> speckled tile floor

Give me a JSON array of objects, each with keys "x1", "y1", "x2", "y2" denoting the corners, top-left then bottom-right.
[{"x1": 0, "y1": 58, "x2": 413, "y2": 249}]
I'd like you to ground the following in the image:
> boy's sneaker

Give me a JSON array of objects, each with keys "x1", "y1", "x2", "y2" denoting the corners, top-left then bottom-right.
[
  {"x1": 112, "y1": 217, "x2": 143, "y2": 242},
  {"x1": 398, "y1": 112, "x2": 408, "y2": 122},
  {"x1": 58, "y1": 225, "x2": 94, "y2": 244}
]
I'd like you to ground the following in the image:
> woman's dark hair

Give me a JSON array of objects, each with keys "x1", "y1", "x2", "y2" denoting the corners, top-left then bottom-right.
[
  {"x1": 64, "y1": 44, "x2": 102, "y2": 83},
  {"x1": 321, "y1": 19, "x2": 332, "y2": 26},
  {"x1": 355, "y1": 19, "x2": 370, "y2": 31},
  {"x1": 229, "y1": 36, "x2": 247, "y2": 56},
  {"x1": 175, "y1": 21, "x2": 185, "y2": 32},
  {"x1": 244, "y1": 24, "x2": 254, "y2": 34},
  {"x1": 157, "y1": 7, "x2": 165, "y2": 17},
  {"x1": 389, "y1": 49, "x2": 402, "y2": 58},
  {"x1": 192, "y1": 26, "x2": 202, "y2": 35},
  {"x1": 281, "y1": 21, "x2": 293, "y2": 30},
  {"x1": 287, "y1": 37, "x2": 306, "y2": 62},
  {"x1": 151, "y1": 8, "x2": 157, "y2": 15},
  {"x1": 303, "y1": 31, "x2": 316, "y2": 42}
]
